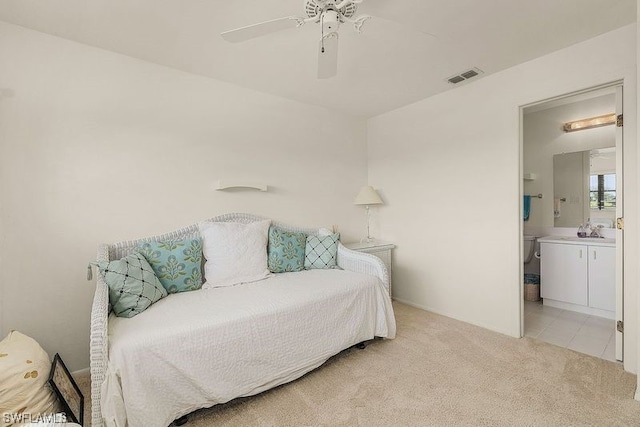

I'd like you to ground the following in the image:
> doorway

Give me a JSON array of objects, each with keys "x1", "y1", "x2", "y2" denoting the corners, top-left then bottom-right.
[{"x1": 519, "y1": 82, "x2": 623, "y2": 362}]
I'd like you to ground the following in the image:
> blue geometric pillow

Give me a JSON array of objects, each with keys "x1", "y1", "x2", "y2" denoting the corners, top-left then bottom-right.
[
  {"x1": 268, "y1": 227, "x2": 307, "y2": 273},
  {"x1": 137, "y1": 238, "x2": 203, "y2": 293},
  {"x1": 96, "y1": 252, "x2": 167, "y2": 318},
  {"x1": 304, "y1": 234, "x2": 339, "y2": 270}
]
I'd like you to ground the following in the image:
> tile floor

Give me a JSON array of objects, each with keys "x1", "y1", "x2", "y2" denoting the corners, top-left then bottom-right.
[{"x1": 524, "y1": 300, "x2": 618, "y2": 362}]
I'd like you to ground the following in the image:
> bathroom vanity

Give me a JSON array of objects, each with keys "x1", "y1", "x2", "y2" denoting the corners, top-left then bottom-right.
[{"x1": 538, "y1": 236, "x2": 615, "y2": 319}]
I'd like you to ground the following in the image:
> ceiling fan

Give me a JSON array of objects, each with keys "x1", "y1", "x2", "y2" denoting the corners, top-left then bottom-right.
[{"x1": 221, "y1": 0, "x2": 374, "y2": 79}]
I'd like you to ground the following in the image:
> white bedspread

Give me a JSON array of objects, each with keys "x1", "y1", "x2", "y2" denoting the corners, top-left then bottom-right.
[{"x1": 102, "y1": 269, "x2": 395, "y2": 427}]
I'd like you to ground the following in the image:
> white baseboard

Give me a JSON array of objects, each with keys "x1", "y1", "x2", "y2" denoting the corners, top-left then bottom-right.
[
  {"x1": 392, "y1": 297, "x2": 431, "y2": 313},
  {"x1": 392, "y1": 297, "x2": 517, "y2": 338}
]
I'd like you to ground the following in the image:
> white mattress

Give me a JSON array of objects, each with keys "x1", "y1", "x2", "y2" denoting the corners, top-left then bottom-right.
[{"x1": 102, "y1": 269, "x2": 396, "y2": 427}]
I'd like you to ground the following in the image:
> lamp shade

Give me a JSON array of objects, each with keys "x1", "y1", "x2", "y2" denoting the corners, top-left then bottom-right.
[{"x1": 354, "y1": 186, "x2": 384, "y2": 206}]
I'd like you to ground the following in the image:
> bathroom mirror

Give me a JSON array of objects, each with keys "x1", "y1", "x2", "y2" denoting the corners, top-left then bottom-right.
[{"x1": 553, "y1": 147, "x2": 616, "y2": 228}]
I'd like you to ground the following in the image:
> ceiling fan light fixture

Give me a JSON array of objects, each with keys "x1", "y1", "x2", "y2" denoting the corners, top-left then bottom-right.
[{"x1": 322, "y1": 10, "x2": 340, "y2": 32}]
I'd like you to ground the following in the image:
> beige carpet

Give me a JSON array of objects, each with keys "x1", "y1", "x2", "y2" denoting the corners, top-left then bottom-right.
[{"x1": 75, "y1": 302, "x2": 640, "y2": 426}]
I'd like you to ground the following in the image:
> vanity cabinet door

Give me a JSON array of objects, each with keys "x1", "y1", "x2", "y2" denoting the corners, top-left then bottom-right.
[
  {"x1": 540, "y1": 242, "x2": 588, "y2": 306},
  {"x1": 588, "y1": 246, "x2": 616, "y2": 312}
]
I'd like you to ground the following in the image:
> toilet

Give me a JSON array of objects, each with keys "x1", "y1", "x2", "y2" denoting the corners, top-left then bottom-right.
[{"x1": 523, "y1": 235, "x2": 536, "y2": 264}]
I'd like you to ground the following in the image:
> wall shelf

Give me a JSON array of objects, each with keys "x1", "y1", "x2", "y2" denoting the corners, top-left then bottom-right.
[
  {"x1": 523, "y1": 173, "x2": 537, "y2": 181},
  {"x1": 214, "y1": 180, "x2": 268, "y2": 192}
]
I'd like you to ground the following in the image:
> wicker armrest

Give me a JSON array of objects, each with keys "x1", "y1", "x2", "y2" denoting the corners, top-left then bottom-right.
[
  {"x1": 90, "y1": 244, "x2": 110, "y2": 427},
  {"x1": 337, "y1": 243, "x2": 390, "y2": 296}
]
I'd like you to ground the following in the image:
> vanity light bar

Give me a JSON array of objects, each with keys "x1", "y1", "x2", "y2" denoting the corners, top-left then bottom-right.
[{"x1": 563, "y1": 113, "x2": 616, "y2": 133}]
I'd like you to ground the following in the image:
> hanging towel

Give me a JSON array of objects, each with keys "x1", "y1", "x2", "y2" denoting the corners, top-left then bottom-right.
[
  {"x1": 523, "y1": 195, "x2": 531, "y2": 221},
  {"x1": 553, "y1": 198, "x2": 561, "y2": 218}
]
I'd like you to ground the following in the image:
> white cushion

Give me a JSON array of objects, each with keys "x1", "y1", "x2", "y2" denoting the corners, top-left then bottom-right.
[
  {"x1": 0, "y1": 331, "x2": 60, "y2": 427},
  {"x1": 318, "y1": 227, "x2": 333, "y2": 237},
  {"x1": 199, "y1": 220, "x2": 271, "y2": 288}
]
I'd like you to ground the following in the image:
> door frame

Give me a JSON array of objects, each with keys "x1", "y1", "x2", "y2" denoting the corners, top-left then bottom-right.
[
  {"x1": 614, "y1": 84, "x2": 624, "y2": 361},
  {"x1": 518, "y1": 81, "x2": 624, "y2": 361}
]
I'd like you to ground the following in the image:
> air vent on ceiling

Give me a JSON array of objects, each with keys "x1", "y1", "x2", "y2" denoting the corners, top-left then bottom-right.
[{"x1": 446, "y1": 67, "x2": 484, "y2": 85}]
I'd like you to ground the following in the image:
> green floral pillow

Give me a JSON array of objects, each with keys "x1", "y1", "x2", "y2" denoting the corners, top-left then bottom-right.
[
  {"x1": 137, "y1": 238, "x2": 203, "y2": 293},
  {"x1": 97, "y1": 252, "x2": 167, "y2": 318},
  {"x1": 268, "y1": 227, "x2": 307, "y2": 273}
]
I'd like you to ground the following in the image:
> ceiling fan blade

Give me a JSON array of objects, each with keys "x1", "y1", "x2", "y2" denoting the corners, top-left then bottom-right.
[
  {"x1": 221, "y1": 17, "x2": 300, "y2": 43},
  {"x1": 317, "y1": 32, "x2": 339, "y2": 79}
]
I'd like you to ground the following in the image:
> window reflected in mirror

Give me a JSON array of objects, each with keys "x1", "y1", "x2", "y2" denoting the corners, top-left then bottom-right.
[
  {"x1": 553, "y1": 147, "x2": 616, "y2": 228},
  {"x1": 589, "y1": 173, "x2": 616, "y2": 210}
]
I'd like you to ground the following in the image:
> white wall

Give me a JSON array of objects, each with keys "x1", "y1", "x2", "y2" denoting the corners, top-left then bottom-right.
[
  {"x1": 367, "y1": 24, "x2": 638, "y2": 373},
  {"x1": 0, "y1": 22, "x2": 369, "y2": 371},
  {"x1": 636, "y1": 2, "x2": 640, "y2": 396},
  {"x1": 523, "y1": 94, "x2": 616, "y2": 229}
]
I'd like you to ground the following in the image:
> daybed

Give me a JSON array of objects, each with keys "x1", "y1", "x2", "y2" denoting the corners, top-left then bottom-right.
[{"x1": 89, "y1": 213, "x2": 396, "y2": 427}]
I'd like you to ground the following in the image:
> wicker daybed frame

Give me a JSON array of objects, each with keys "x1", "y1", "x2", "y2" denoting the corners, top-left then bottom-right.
[{"x1": 89, "y1": 213, "x2": 390, "y2": 426}]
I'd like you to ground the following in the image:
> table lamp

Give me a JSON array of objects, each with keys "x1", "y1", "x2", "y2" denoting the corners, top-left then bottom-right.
[{"x1": 354, "y1": 185, "x2": 384, "y2": 242}]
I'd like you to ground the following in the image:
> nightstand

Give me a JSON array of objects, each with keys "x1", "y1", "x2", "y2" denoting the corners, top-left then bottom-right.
[{"x1": 344, "y1": 241, "x2": 395, "y2": 296}]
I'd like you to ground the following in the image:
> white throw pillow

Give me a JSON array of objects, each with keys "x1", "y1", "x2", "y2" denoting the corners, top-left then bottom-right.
[
  {"x1": 318, "y1": 227, "x2": 333, "y2": 237},
  {"x1": 0, "y1": 331, "x2": 61, "y2": 427},
  {"x1": 199, "y1": 219, "x2": 271, "y2": 288}
]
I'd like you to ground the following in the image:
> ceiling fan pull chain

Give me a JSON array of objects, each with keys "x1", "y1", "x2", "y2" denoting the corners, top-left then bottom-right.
[{"x1": 321, "y1": 13, "x2": 325, "y2": 53}]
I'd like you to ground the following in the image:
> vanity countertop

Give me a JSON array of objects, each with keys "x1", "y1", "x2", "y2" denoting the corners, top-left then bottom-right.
[{"x1": 538, "y1": 235, "x2": 616, "y2": 247}]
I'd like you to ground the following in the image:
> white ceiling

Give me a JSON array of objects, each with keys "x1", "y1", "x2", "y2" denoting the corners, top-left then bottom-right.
[{"x1": 0, "y1": 0, "x2": 635, "y2": 117}]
